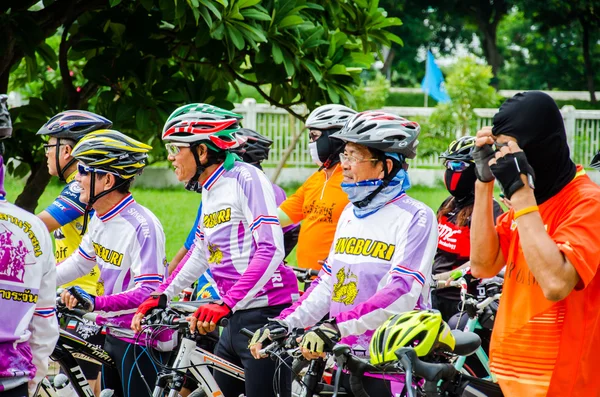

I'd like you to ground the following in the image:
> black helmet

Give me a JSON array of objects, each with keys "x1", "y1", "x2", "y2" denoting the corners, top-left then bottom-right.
[
  {"x1": 233, "y1": 128, "x2": 273, "y2": 165},
  {"x1": 591, "y1": 150, "x2": 600, "y2": 171},
  {"x1": 0, "y1": 95, "x2": 11, "y2": 141},
  {"x1": 439, "y1": 136, "x2": 476, "y2": 162}
]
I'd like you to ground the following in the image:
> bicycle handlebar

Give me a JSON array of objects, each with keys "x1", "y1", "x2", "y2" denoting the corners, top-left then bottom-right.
[{"x1": 287, "y1": 266, "x2": 320, "y2": 282}]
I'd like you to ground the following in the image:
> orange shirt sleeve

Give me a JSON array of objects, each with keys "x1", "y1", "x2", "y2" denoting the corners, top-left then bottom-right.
[
  {"x1": 279, "y1": 179, "x2": 308, "y2": 224},
  {"x1": 495, "y1": 210, "x2": 513, "y2": 264},
  {"x1": 550, "y1": 197, "x2": 600, "y2": 289}
]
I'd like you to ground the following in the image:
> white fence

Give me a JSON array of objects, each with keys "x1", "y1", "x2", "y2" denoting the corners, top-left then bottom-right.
[{"x1": 233, "y1": 100, "x2": 600, "y2": 170}]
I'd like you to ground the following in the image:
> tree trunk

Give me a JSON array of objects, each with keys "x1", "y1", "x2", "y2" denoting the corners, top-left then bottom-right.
[
  {"x1": 479, "y1": 26, "x2": 501, "y2": 86},
  {"x1": 15, "y1": 161, "x2": 52, "y2": 213},
  {"x1": 580, "y1": 19, "x2": 597, "y2": 103}
]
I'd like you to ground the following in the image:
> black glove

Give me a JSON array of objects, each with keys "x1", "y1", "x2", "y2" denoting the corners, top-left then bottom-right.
[
  {"x1": 249, "y1": 319, "x2": 290, "y2": 348},
  {"x1": 472, "y1": 144, "x2": 496, "y2": 182},
  {"x1": 490, "y1": 151, "x2": 535, "y2": 199},
  {"x1": 67, "y1": 286, "x2": 96, "y2": 312}
]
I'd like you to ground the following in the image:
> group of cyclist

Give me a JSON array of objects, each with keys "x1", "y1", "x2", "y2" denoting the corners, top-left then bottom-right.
[{"x1": 0, "y1": 89, "x2": 599, "y2": 397}]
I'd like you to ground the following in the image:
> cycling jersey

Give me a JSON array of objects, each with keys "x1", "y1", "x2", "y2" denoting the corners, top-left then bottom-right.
[
  {"x1": 183, "y1": 181, "x2": 294, "y2": 300},
  {"x1": 43, "y1": 171, "x2": 100, "y2": 294},
  {"x1": 279, "y1": 193, "x2": 437, "y2": 353},
  {"x1": 0, "y1": 197, "x2": 59, "y2": 394},
  {"x1": 159, "y1": 161, "x2": 299, "y2": 311},
  {"x1": 279, "y1": 165, "x2": 348, "y2": 270},
  {"x1": 433, "y1": 196, "x2": 503, "y2": 301},
  {"x1": 56, "y1": 194, "x2": 173, "y2": 349}
]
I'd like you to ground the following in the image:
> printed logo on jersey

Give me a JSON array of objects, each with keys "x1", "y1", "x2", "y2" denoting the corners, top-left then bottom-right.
[
  {"x1": 68, "y1": 181, "x2": 84, "y2": 194},
  {"x1": 203, "y1": 208, "x2": 232, "y2": 229},
  {"x1": 334, "y1": 238, "x2": 395, "y2": 261},
  {"x1": 208, "y1": 243, "x2": 223, "y2": 264},
  {"x1": 0, "y1": 212, "x2": 43, "y2": 257},
  {"x1": 303, "y1": 200, "x2": 335, "y2": 223},
  {"x1": 332, "y1": 268, "x2": 359, "y2": 305},
  {"x1": 92, "y1": 242, "x2": 124, "y2": 267},
  {"x1": 96, "y1": 278, "x2": 105, "y2": 296},
  {"x1": 55, "y1": 246, "x2": 69, "y2": 261},
  {"x1": 0, "y1": 228, "x2": 36, "y2": 283},
  {"x1": 437, "y1": 216, "x2": 470, "y2": 258}
]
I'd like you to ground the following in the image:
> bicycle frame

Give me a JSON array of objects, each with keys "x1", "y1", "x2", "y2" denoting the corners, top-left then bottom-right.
[
  {"x1": 152, "y1": 336, "x2": 245, "y2": 397},
  {"x1": 453, "y1": 317, "x2": 494, "y2": 380},
  {"x1": 45, "y1": 329, "x2": 116, "y2": 397}
]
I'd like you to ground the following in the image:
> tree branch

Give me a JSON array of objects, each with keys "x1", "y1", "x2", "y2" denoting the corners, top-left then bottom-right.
[
  {"x1": 59, "y1": 18, "x2": 79, "y2": 109},
  {"x1": 226, "y1": 64, "x2": 306, "y2": 121}
]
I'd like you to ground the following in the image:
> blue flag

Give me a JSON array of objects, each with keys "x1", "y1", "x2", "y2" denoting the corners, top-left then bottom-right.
[{"x1": 421, "y1": 50, "x2": 451, "y2": 103}]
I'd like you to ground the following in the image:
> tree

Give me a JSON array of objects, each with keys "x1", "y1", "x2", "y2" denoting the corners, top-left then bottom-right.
[
  {"x1": 2, "y1": 0, "x2": 402, "y2": 212},
  {"x1": 514, "y1": 0, "x2": 600, "y2": 102}
]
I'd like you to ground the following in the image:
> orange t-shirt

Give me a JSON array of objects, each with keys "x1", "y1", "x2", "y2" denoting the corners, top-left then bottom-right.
[
  {"x1": 279, "y1": 166, "x2": 349, "y2": 270},
  {"x1": 491, "y1": 167, "x2": 600, "y2": 397}
]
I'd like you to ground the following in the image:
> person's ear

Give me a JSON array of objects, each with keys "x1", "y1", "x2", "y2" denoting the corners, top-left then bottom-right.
[
  {"x1": 103, "y1": 173, "x2": 115, "y2": 190},
  {"x1": 197, "y1": 144, "x2": 209, "y2": 164},
  {"x1": 62, "y1": 144, "x2": 73, "y2": 161}
]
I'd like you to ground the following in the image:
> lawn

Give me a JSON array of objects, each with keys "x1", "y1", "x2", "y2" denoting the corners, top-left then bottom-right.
[{"x1": 4, "y1": 176, "x2": 454, "y2": 266}]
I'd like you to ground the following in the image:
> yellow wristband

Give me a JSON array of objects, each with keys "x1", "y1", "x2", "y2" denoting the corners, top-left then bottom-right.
[{"x1": 514, "y1": 205, "x2": 539, "y2": 220}]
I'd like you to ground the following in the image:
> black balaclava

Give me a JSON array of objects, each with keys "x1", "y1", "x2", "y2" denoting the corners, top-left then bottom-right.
[
  {"x1": 315, "y1": 130, "x2": 345, "y2": 170},
  {"x1": 444, "y1": 166, "x2": 476, "y2": 199},
  {"x1": 492, "y1": 91, "x2": 576, "y2": 204}
]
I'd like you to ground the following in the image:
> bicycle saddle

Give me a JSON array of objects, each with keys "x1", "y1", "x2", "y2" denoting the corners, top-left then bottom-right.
[{"x1": 450, "y1": 330, "x2": 481, "y2": 356}]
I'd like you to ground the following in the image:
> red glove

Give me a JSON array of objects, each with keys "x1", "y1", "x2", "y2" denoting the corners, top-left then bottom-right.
[
  {"x1": 193, "y1": 302, "x2": 231, "y2": 324},
  {"x1": 136, "y1": 294, "x2": 167, "y2": 316}
]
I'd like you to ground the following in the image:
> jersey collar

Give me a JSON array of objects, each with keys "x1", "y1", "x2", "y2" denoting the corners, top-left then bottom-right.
[
  {"x1": 202, "y1": 163, "x2": 226, "y2": 191},
  {"x1": 66, "y1": 170, "x2": 78, "y2": 183},
  {"x1": 97, "y1": 193, "x2": 135, "y2": 222}
]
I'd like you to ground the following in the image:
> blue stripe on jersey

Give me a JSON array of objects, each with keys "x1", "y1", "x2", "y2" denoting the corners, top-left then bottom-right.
[{"x1": 390, "y1": 265, "x2": 425, "y2": 285}]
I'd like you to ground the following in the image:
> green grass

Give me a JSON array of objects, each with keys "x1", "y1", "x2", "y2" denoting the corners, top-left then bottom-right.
[{"x1": 5, "y1": 177, "x2": 453, "y2": 265}]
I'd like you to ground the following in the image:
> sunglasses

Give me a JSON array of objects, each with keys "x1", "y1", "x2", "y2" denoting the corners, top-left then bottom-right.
[
  {"x1": 165, "y1": 142, "x2": 191, "y2": 157},
  {"x1": 77, "y1": 163, "x2": 119, "y2": 177},
  {"x1": 444, "y1": 160, "x2": 471, "y2": 172}
]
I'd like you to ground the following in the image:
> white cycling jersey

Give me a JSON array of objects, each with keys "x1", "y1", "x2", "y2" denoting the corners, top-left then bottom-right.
[
  {"x1": 56, "y1": 194, "x2": 174, "y2": 349},
  {"x1": 0, "y1": 197, "x2": 59, "y2": 395},
  {"x1": 279, "y1": 193, "x2": 438, "y2": 352}
]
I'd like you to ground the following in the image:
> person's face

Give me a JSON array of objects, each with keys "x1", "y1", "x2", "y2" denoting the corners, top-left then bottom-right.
[
  {"x1": 308, "y1": 129, "x2": 322, "y2": 143},
  {"x1": 339, "y1": 143, "x2": 384, "y2": 183},
  {"x1": 166, "y1": 142, "x2": 203, "y2": 182},
  {"x1": 75, "y1": 163, "x2": 113, "y2": 205},
  {"x1": 44, "y1": 137, "x2": 73, "y2": 176}
]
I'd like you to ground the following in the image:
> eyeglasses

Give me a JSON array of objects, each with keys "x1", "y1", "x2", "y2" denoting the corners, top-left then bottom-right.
[
  {"x1": 77, "y1": 163, "x2": 119, "y2": 177},
  {"x1": 308, "y1": 130, "x2": 322, "y2": 143},
  {"x1": 43, "y1": 143, "x2": 65, "y2": 154},
  {"x1": 339, "y1": 152, "x2": 379, "y2": 166},
  {"x1": 165, "y1": 142, "x2": 191, "y2": 157},
  {"x1": 444, "y1": 160, "x2": 471, "y2": 172}
]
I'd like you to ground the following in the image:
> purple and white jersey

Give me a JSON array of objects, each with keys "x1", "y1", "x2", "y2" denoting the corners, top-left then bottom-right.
[
  {"x1": 57, "y1": 194, "x2": 171, "y2": 348},
  {"x1": 0, "y1": 198, "x2": 58, "y2": 394},
  {"x1": 161, "y1": 162, "x2": 299, "y2": 311},
  {"x1": 279, "y1": 193, "x2": 438, "y2": 353}
]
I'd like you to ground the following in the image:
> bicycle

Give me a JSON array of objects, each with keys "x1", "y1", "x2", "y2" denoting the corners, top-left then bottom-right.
[{"x1": 36, "y1": 303, "x2": 116, "y2": 397}]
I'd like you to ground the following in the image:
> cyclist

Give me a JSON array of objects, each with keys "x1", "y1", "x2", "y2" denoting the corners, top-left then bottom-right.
[
  {"x1": 470, "y1": 91, "x2": 600, "y2": 396},
  {"x1": 250, "y1": 111, "x2": 438, "y2": 396},
  {"x1": 56, "y1": 130, "x2": 172, "y2": 397},
  {"x1": 591, "y1": 150, "x2": 600, "y2": 170},
  {"x1": 432, "y1": 136, "x2": 503, "y2": 321},
  {"x1": 278, "y1": 104, "x2": 355, "y2": 271},
  {"x1": 0, "y1": 94, "x2": 59, "y2": 397},
  {"x1": 131, "y1": 104, "x2": 299, "y2": 397},
  {"x1": 36, "y1": 110, "x2": 112, "y2": 393}
]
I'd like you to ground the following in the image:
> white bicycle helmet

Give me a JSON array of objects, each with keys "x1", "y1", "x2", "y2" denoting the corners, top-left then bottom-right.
[{"x1": 305, "y1": 104, "x2": 357, "y2": 131}]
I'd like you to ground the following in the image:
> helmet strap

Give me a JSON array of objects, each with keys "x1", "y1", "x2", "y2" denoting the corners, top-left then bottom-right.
[
  {"x1": 56, "y1": 138, "x2": 77, "y2": 182},
  {"x1": 185, "y1": 143, "x2": 221, "y2": 192},
  {"x1": 353, "y1": 156, "x2": 402, "y2": 208},
  {"x1": 80, "y1": 170, "x2": 129, "y2": 235}
]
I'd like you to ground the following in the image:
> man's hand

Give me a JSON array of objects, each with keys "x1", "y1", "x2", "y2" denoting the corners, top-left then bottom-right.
[
  {"x1": 300, "y1": 322, "x2": 340, "y2": 360},
  {"x1": 62, "y1": 286, "x2": 95, "y2": 312},
  {"x1": 188, "y1": 302, "x2": 231, "y2": 334},
  {"x1": 249, "y1": 319, "x2": 290, "y2": 359},
  {"x1": 473, "y1": 127, "x2": 497, "y2": 183},
  {"x1": 131, "y1": 294, "x2": 167, "y2": 333},
  {"x1": 489, "y1": 141, "x2": 535, "y2": 200}
]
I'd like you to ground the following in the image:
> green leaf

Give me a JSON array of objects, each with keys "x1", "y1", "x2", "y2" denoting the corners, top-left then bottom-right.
[
  {"x1": 36, "y1": 42, "x2": 57, "y2": 70},
  {"x1": 271, "y1": 42, "x2": 284, "y2": 64},
  {"x1": 237, "y1": 22, "x2": 267, "y2": 42},
  {"x1": 240, "y1": 8, "x2": 271, "y2": 21},
  {"x1": 327, "y1": 85, "x2": 340, "y2": 103},
  {"x1": 140, "y1": 0, "x2": 154, "y2": 11},
  {"x1": 136, "y1": 108, "x2": 150, "y2": 131},
  {"x1": 109, "y1": 0, "x2": 122, "y2": 7},
  {"x1": 302, "y1": 60, "x2": 322, "y2": 82},
  {"x1": 226, "y1": 24, "x2": 245, "y2": 50},
  {"x1": 282, "y1": 54, "x2": 295, "y2": 76},
  {"x1": 199, "y1": 0, "x2": 222, "y2": 19},
  {"x1": 278, "y1": 15, "x2": 304, "y2": 29},
  {"x1": 328, "y1": 64, "x2": 350, "y2": 76},
  {"x1": 371, "y1": 17, "x2": 402, "y2": 30},
  {"x1": 237, "y1": 0, "x2": 261, "y2": 9},
  {"x1": 198, "y1": 5, "x2": 213, "y2": 28}
]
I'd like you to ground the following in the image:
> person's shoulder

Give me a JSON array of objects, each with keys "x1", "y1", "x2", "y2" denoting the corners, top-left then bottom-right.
[
  {"x1": 119, "y1": 200, "x2": 163, "y2": 232},
  {"x1": 557, "y1": 174, "x2": 600, "y2": 209},
  {"x1": 1, "y1": 201, "x2": 47, "y2": 230},
  {"x1": 228, "y1": 161, "x2": 268, "y2": 186},
  {"x1": 390, "y1": 193, "x2": 435, "y2": 218}
]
